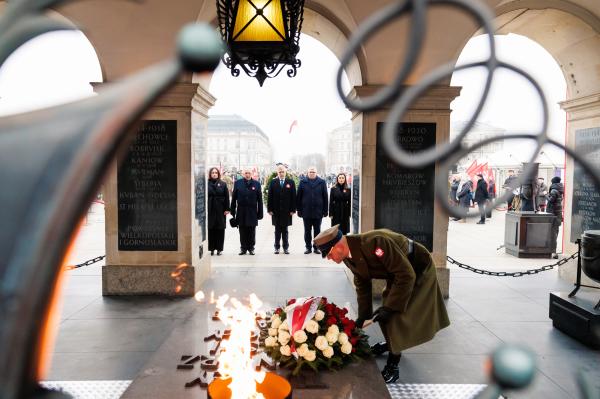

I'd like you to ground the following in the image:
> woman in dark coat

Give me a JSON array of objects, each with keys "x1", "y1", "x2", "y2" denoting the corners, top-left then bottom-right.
[
  {"x1": 454, "y1": 178, "x2": 473, "y2": 222},
  {"x1": 207, "y1": 167, "x2": 230, "y2": 255},
  {"x1": 329, "y1": 173, "x2": 351, "y2": 234},
  {"x1": 547, "y1": 176, "x2": 564, "y2": 258}
]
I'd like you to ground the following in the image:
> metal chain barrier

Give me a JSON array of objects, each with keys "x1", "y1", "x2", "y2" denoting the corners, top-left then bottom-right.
[
  {"x1": 447, "y1": 252, "x2": 578, "y2": 277},
  {"x1": 65, "y1": 255, "x2": 106, "y2": 270}
]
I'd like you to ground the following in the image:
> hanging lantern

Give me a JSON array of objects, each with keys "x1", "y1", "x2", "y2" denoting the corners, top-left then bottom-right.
[{"x1": 217, "y1": 0, "x2": 305, "y2": 86}]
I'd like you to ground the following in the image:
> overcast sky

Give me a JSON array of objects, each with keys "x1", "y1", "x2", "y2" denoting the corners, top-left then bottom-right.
[{"x1": 0, "y1": 30, "x2": 566, "y2": 166}]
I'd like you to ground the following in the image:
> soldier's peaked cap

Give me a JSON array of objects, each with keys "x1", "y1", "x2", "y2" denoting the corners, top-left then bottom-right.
[{"x1": 314, "y1": 225, "x2": 343, "y2": 258}]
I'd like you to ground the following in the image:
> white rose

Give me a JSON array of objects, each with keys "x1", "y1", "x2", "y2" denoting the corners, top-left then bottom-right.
[
  {"x1": 271, "y1": 316, "x2": 282, "y2": 329},
  {"x1": 303, "y1": 349, "x2": 316, "y2": 362},
  {"x1": 278, "y1": 331, "x2": 291, "y2": 346},
  {"x1": 305, "y1": 320, "x2": 319, "y2": 334},
  {"x1": 280, "y1": 345, "x2": 291, "y2": 357},
  {"x1": 265, "y1": 336, "x2": 277, "y2": 347},
  {"x1": 322, "y1": 346, "x2": 334, "y2": 358},
  {"x1": 278, "y1": 320, "x2": 289, "y2": 331},
  {"x1": 268, "y1": 328, "x2": 278, "y2": 336},
  {"x1": 326, "y1": 331, "x2": 339, "y2": 345},
  {"x1": 328, "y1": 324, "x2": 340, "y2": 335},
  {"x1": 296, "y1": 343, "x2": 309, "y2": 357},
  {"x1": 315, "y1": 336, "x2": 329, "y2": 351},
  {"x1": 293, "y1": 330, "x2": 308, "y2": 344},
  {"x1": 341, "y1": 342, "x2": 352, "y2": 354},
  {"x1": 314, "y1": 310, "x2": 325, "y2": 321},
  {"x1": 338, "y1": 332, "x2": 349, "y2": 345}
]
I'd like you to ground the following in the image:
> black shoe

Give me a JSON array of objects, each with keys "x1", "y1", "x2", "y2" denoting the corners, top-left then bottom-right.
[
  {"x1": 451, "y1": 217, "x2": 460, "y2": 221},
  {"x1": 239, "y1": 251, "x2": 246, "y2": 255},
  {"x1": 211, "y1": 250, "x2": 214, "y2": 256},
  {"x1": 304, "y1": 249, "x2": 311, "y2": 254},
  {"x1": 476, "y1": 221, "x2": 485, "y2": 224},
  {"x1": 381, "y1": 364, "x2": 399, "y2": 384},
  {"x1": 249, "y1": 250, "x2": 255, "y2": 255},
  {"x1": 217, "y1": 251, "x2": 222, "y2": 256},
  {"x1": 274, "y1": 249, "x2": 280, "y2": 254},
  {"x1": 313, "y1": 248, "x2": 321, "y2": 255},
  {"x1": 552, "y1": 253, "x2": 559, "y2": 259},
  {"x1": 284, "y1": 249, "x2": 290, "y2": 254},
  {"x1": 370, "y1": 342, "x2": 389, "y2": 356}
]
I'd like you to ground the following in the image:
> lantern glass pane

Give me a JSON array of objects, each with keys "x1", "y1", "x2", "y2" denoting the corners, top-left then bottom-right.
[{"x1": 232, "y1": 0, "x2": 286, "y2": 42}]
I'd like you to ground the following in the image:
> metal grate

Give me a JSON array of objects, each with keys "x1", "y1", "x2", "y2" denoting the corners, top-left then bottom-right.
[
  {"x1": 40, "y1": 380, "x2": 131, "y2": 399},
  {"x1": 388, "y1": 384, "x2": 499, "y2": 399}
]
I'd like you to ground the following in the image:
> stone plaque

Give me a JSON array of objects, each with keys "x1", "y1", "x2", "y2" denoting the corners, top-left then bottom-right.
[
  {"x1": 117, "y1": 120, "x2": 178, "y2": 251},
  {"x1": 375, "y1": 122, "x2": 436, "y2": 251},
  {"x1": 352, "y1": 118, "x2": 362, "y2": 234},
  {"x1": 571, "y1": 127, "x2": 600, "y2": 241}
]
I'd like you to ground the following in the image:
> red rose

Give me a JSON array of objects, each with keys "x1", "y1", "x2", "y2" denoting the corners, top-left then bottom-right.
[
  {"x1": 287, "y1": 298, "x2": 296, "y2": 305},
  {"x1": 321, "y1": 297, "x2": 328, "y2": 304},
  {"x1": 275, "y1": 307, "x2": 282, "y2": 315},
  {"x1": 341, "y1": 308, "x2": 348, "y2": 316},
  {"x1": 325, "y1": 304, "x2": 334, "y2": 315},
  {"x1": 326, "y1": 316, "x2": 337, "y2": 326},
  {"x1": 350, "y1": 336, "x2": 359, "y2": 346},
  {"x1": 347, "y1": 320, "x2": 356, "y2": 330},
  {"x1": 344, "y1": 327, "x2": 352, "y2": 336},
  {"x1": 352, "y1": 348, "x2": 356, "y2": 353}
]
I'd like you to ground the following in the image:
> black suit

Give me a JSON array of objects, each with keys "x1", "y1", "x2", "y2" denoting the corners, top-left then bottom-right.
[
  {"x1": 329, "y1": 184, "x2": 351, "y2": 234},
  {"x1": 207, "y1": 179, "x2": 230, "y2": 251},
  {"x1": 268, "y1": 177, "x2": 296, "y2": 250},
  {"x1": 231, "y1": 178, "x2": 263, "y2": 252}
]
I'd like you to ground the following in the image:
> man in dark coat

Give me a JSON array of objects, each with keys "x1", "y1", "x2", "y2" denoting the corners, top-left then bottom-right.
[
  {"x1": 503, "y1": 169, "x2": 519, "y2": 211},
  {"x1": 231, "y1": 168, "x2": 263, "y2": 255},
  {"x1": 314, "y1": 225, "x2": 450, "y2": 384},
  {"x1": 474, "y1": 174, "x2": 489, "y2": 224},
  {"x1": 267, "y1": 164, "x2": 296, "y2": 254},
  {"x1": 547, "y1": 176, "x2": 564, "y2": 259},
  {"x1": 296, "y1": 167, "x2": 328, "y2": 254}
]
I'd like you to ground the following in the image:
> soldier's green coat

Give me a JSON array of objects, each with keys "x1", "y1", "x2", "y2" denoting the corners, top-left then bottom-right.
[{"x1": 343, "y1": 229, "x2": 450, "y2": 354}]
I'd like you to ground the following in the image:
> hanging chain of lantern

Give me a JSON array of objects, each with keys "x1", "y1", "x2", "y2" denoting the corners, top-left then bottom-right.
[{"x1": 216, "y1": 0, "x2": 305, "y2": 86}]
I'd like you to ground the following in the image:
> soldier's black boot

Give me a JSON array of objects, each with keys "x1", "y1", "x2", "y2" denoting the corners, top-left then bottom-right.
[
  {"x1": 381, "y1": 353, "x2": 401, "y2": 384},
  {"x1": 370, "y1": 341, "x2": 389, "y2": 356}
]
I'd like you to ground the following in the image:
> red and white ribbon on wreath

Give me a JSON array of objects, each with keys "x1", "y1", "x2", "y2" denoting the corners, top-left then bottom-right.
[{"x1": 285, "y1": 296, "x2": 321, "y2": 357}]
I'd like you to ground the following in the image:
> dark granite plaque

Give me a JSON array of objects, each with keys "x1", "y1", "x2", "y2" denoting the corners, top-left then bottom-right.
[
  {"x1": 193, "y1": 122, "x2": 207, "y2": 247},
  {"x1": 375, "y1": 122, "x2": 436, "y2": 251},
  {"x1": 117, "y1": 120, "x2": 178, "y2": 251},
  {"x1": 571, "y1": 127, "x2": 600, "y2": 241},
  {"x1": 352, "y1": 120, "x2": 362, "y2": 234}
]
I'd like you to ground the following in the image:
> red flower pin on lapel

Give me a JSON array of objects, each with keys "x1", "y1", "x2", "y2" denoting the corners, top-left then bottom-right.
[
  {"x1": 251, "y1": 186, "x2": 255, "y2": 190},
  {"x1": 286, "y1": 184, "x2": 290, "y2": 188},
  {"x1": 374, "y1": 247, "x2": 384, "y2": 258}
]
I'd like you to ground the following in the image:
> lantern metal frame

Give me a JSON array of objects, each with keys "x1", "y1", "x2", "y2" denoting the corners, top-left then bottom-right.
[{"x1": 216, "y1": 0, "x2": 305, "y2": 86}]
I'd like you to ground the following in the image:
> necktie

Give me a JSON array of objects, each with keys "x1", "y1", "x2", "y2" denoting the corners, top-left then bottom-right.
[{"x1": 280, "y1": 180, "x2": 284, "y2": 188}]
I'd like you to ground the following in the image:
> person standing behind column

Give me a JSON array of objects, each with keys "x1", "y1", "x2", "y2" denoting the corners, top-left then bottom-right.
[
  {"x1": 207, "y1": 167, "x2": 230, "y2": 256},
  {"x1": 297, "y1": 166, "x2": 328, "y2": 254},
  {"x1": 502, "y1": 170, "x2": 519, "y2": 211},
  {"x1": 231, "y1": 168, "x2": 263, "y2": 255},
  {"x1": 536, "y1": 177, "x2": 548, "y2": 212},
  {"x1": 474, "y1": 174, "x2": 489, "y2": 225},
  {"x1": 486, "y1": 177, "x2": 496, "y2": 219},
  {"x1": 267, "y1": 164, "x2": 296, "y2": 254},
  {"x1": 453, "y1": 175, "x2": 472, "y2": 222},
  {"x1": 329, "y1": 173, "x2": 351, "y2": 234},
  {"x1": 547, "y1": 176, "x2": 564, "y2": 259}
]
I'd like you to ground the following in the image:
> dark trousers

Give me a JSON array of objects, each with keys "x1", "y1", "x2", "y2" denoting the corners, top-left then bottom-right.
[
  {"x1": 485, "y1": 199, "x2": 493, "y2": 218},
  {"x1": 208, "y1": 228, "x2": 225, "y2": 251},
  {"x1": 478, "y1": 203, "x2": 486, "y2": 222},
  {"x1": 239, "y1": 226, "x2": 256, "y2": 252},
  {"x1": 550, "y1": 217, "x2": 561, "y2": 252},
  {"x1": 303, "y1": 218, "x2": 322, "y2": 249},
  {"x1": 274, "y1": 225, "x2": 289, "y2": 249}
]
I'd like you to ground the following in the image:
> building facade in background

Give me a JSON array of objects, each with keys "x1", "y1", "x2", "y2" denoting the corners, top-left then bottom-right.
[
  {"x1": 326, "y1": 122, "x2": 352, "y2": 175},
  {"x1": 207, "y1": 115, "x2": 273, "y2": 177}
]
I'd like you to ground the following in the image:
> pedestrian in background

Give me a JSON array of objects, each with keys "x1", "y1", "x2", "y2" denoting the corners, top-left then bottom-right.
[
  {"x1": 454, "y1": 175, "x2": 472, "y2": 222},
  {"x1": 486, "y1": 176, "x2": 495, "y2": 218},
  {"x1": 547, "y1": 176, "x2": 564, "y2": 259},
  {"x1": 449, "y1": 175, "x2": 460, "y2": 208},
  {"x1": 207, "y1": 167, "x2": 230, "y2": 256},
  {"x1": 267, "y1": 164, "x2": 296, "y2": 254},
  {"x1": 231, "y1": 168, "x2": 263, "y2": 255},
  {"x1": 329, "y1": 173, "x2": 351, "y2": 234},
  {"x1": 503, "y1": 170, "x2": 519, "y2": 211},
  {"x1": 536, "y1": 177, "x2": 548, "y2": 212},
  {"x1": 474, "y1": 173, "x2": 489, "y2": 224},
  {"x1": 297, "y1": 166, "x2": 328, "y2": 254}
]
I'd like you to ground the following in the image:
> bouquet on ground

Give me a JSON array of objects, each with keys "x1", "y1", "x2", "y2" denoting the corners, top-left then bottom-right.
[{"x1": 262, "y1": 296, "x2": 371, "y2": 375}]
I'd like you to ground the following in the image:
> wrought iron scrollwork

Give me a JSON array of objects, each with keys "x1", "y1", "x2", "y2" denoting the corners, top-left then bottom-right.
[{"x1": 336, "y1": 0, "x2": 600, "y2": 220}]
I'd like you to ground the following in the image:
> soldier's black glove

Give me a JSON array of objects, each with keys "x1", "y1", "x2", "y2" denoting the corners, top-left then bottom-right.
[
  {"x1": 355, "y1": 317, "x2": 366, "y2": 329},
  {"x1": 372, "y1": 306, "x2": 393, "y2": 325}
]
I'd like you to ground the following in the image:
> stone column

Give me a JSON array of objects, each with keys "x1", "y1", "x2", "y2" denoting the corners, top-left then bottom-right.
[
  {"x1": 350, "y1": 85, "x2": 462, "y2": 298},
  {"x1": 102, "y1": 82, "x2": 213, "y2": 296},
  {"x1": 558, "y1": 93, "x2": 600, "y2": 287}
]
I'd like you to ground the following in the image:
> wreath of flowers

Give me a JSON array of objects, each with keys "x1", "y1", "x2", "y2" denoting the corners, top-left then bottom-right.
[{"x1": 261, "y1": 297, "x2": 371, "y2": 375}]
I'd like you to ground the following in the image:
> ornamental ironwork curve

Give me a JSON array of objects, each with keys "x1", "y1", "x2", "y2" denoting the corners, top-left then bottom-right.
[{"x1": 336, "y1": 0, "x2": 600, "y2": 220}]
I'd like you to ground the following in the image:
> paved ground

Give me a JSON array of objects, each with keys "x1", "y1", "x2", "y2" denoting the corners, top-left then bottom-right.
[{"x1": 50, "y1": 203, "x2": 599, "y2": 398}]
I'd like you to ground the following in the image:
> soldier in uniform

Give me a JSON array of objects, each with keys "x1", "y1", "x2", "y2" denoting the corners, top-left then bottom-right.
[
  {"x1": 231, "y1": 168, "x2": 263, "y2": 255},
  {"x1": 314, "y1": 225, "x2": 450, "y2": 383}
]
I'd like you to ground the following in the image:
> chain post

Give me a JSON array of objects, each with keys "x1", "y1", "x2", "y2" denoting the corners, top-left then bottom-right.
[{"x1": 447, "y1": 252, "x2": 578, "y2": 277}]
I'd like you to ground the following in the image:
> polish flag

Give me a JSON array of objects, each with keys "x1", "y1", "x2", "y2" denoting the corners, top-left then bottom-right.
[{"x1": 285, "y1": 297, "x2": 321, "y2": 357}]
